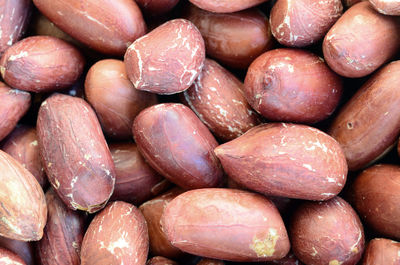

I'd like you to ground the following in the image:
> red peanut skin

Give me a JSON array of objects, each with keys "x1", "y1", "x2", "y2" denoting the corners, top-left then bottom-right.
[
  {"x1": 0, "y1": 150, "x2": 47, "y2": 241},
  {"x1": 323, "y1": 2, "x2": 400, "y2": 78},
  {"x1": 147, "y1": 256, "x2": 178, "y2": 265},
  {"x1": 37, "y1": 94, "x2": 115, "y2": 213},
  {"x1": 362, "y1": 238, "x2": 400, "y2": 265},
  {"x1": 136, "y1": 0, "x2": 179, "y2": 16},
  {"x1": 197, "y1": 258, "x2": 225, "y2": 265},
  {"x1": 124, "y1": 19, "x2": 205, "y2": 95},
  {"x1": 0, "y1": 237, "x2": 34, "y2": 265},
  {"x1": 263, "y1": 252, "x2": 304, "y2": 265},
  {"x1": 188, "y1": 0, "x2": 269, "y2": 13},
  {"x1": 398, "y1": 139, "x2": 400, "y2": 157},
  {"x1": 161, "y1": 188, "x2": 290, "y2": 262},
  {"x1": 0, "y1": 82, "x2": 30, "y2": 141},
  {"x1": 184, "y1": 5, "x2": 273, "y2": 69},
  {"x1": 270, "y1": 0, "x2": 342, "y2": 47},
  {"x1": 290, "y1": 197, "x2": 365, "y2": 265},
  {"x1": 0, "y1": 0, "x2": 31, "y2": 55},
  {"x1": 370, "y1": 0, "x2": 400, "y2": 15},
  {"x1": 0, "y1": 36, "x2": 85, "y2": 93},
  {"x1": 139, "y1": 188, "x2": 184, "y2": 259},
  {"x1": 37, "y1": 189, "x2": 85, "y2": 265},
  {"x1": 181, "y1": 59, "x2": 260, "y2": 141},
  {"x1": 109, "y1": 143, "x2": 169, "y2": 205},
  {"x1": 244, "y1": 49, "x2": 342, "y2": 123},
  {"x1": 80, "y1": 201, "x2": 149, "y2": 265},
  {"x1": 215, "y1": 123, "x2": 347, "y2": 201},
  {"x1": 32, "y1": 0, "x2": 146, "y2": 56},
  {"x1": 133, "y1": 103, "x2": 223, "y2": 189},
  {"x1": 329, "y1": 61, "x2": 400, "y2": 171},
  {"x1": 0, "y1": 247, "x2": 27, "y2": 265},
  {"x1": 2, "y1": 125, "x2": 47, "y2": 188},
  {"x1": 85, "y1": 59, "x2": 157, "y2": 140},
  {"x1": 350, "y1": 164, "x2": 400, "y2": 239}
]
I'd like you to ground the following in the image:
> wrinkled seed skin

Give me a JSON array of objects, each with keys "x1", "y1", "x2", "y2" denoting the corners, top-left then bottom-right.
[
  {"x1": 329, "y1": 60, "x2": 400, "y2": 171},
  {"x1": 0, "y1": 236, "x2": 34, "y2": 265},
  {"x1": 181, "y1": 59, "x2": 261, "y2": 141},
  {"x1": 215, "y1": 123, "x2": 347, "y2": 201},
  {"x1": 184, "y1": 5, "x2": 273, "y2": 69},
  {"x1": 0, "y1": 247, "x2": 27, "y2": 265},
  {"x1": 37, "y1": 189, "x2": 85, "y2": 265},
  {"x1": 0, "y1": 36, "x2": 85, "y2": 93},
  {"x1": 2, "y1": 125, "x2": 47, "y2": 188},
  {"x1": 139, "y1": 188, "x2": 184, "y2": 259},
  {"x1": 290, "y1": 197, "x2": 365, "y2": 265},
  {"x1": 0, "y1": 150, "x2": 47, "y2": 241},
  {"x1": 147, "y1": 256, "x2": 178, "y2": 265},
  {"x1": 244, "y1": 49, "x2": 342, "y2": 123},
  {"x1": 80, "y1": 201, "x2": 149, "y2": 265},
  {"x1": 85, "y1": 59, "x2": 158, "y2": 140},
  {"x1": 370, "y1": 0, "x2": 400, "y2": 15},
  {"x1": 109, "y1": 143, "x2": 169, "y2": 205},
  {"x1": 133, "y1": 103, "x2": 223, "y2": 190},
  {"x1": 0, "y1": 0, "x2": 31, "y2": 55},
  {"x1": 188, "y1": 0, "x2": 269, "y2": 13},
  {"x1": 37, "y1": 94, "x2": 115, "y2": 213},
  {"x1": 32, "y1": 0, "x2": 146, "y2": 56},
  {"x1": 161, "y1": 188, "x2": 290, "y2": 262},
  {"x1": 135, "y1": 0, "x2": 179, "y2": 16},
  {"x1": 0, "y1": 82, "x2": 30, "y2": 142},
  {"x1": 351, "y1": 164, "x2": 400, "y2": 239},
  {"x1": 362, "y1": 238, "x2": 400, "y2": 265},
  {"x1": 270, "y1": 0, "x2": 343, "y2": 47},
  {"x1": 124, "y1": 19, "x2": 205, "y2": 95},
  {"x1": 323, "y1": 2, "x2": 400, "y2": 78}
]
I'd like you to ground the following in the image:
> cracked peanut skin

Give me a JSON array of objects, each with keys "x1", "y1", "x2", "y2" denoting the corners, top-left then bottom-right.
[
  {"x1": 350, "y1": 164, "x2": 400, "y2": 240},
  {"x1": 329, "y1": 60, "x2": 400, "y2": 171},
  {"x1": 215, "y1": 123, "x2": 347, "y2": 201},
  {"x1": 0, "y1": 150, "x2": 47, "y2": 241},
  {"x1": 270, "y1": 0, "x2": 342, "y2": 47},
  {"x1": 290, "y1": 197, "x2": 365, "y2": 265},
  {"x1": 81, "y1": 201, "x2": 149, "y2": 265},
  {"x1": 37, "y1": 189, "x2": 85, "y2": 265},
  {"x1": 362, "y1": 238, "x2": 400, "y2": 265},
  {"x1": 32, "y1": 0, "x2": 146, "y2": 56},
  {"x1": 323, "y1": 1, "x2": 400, "y2": 78},
  {"x1": 37, "y1": 94, "x2": 115, "y2": 214},
  {"x1": 161, "y1": 188, "x2": 290, "y2": 262},
  {"x1": 189, "y1": 0, "x2": 268, "y2": 13},
  {"x1": 124, "y1": 19, "x2": 205, "y2": 95},
  {"x1": 133, "y1": 103, "x2": 223, "y2": 190}
]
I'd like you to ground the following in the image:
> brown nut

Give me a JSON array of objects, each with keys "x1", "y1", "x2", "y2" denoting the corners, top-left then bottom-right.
[
  {"x1": 139, "y1": 188, "x2": 184, "y2": 259},
  {"x1": 0, "y1": 82, "x2": 30, "y2": 141},
  {"x1": 264, "y1": 252, "x2": 304, "y2": 265},
  {"x1": 197, "y1": 258, "x2": 225, "y2": 265},
  {"x1": 2, "y1": 125, "x2": 46, "y2": 188},
  {"x1": 323, "y1": 2, "x2": 400, "y2": 78},
  {"x1": 0, "y1": 237, "x2": 34, "y2": 265},
  {"x1": 109, "y1": 143, "x2": 169, "y2": 205},
  {"x1": 0, "y1": 150, "x2": 46, "y2": 241},
  {"x1": 37, "y1": 94, "x2": 115, "y2": 213},
  {"x1": 161, "y1": 188, "x2": 290, "y2": 262},
  {"x1": 214, "y1": 123, "x2": 347, "y2": 201},
  {"x1": 136, "y1": 0, "x2": 179, "y2": 16},
  {"x1": 181, "y1": 59, "x2": 260, "y2": 141},
  {"x1": 350, "y1": 164, "x2": 400, "y2": 239},
  {"x1": 329, "y1": 60, "x2": 400, "y2": 171},
  {"x1": 124, "y1": 19, "x2": 205, "y2": 95},
  {"x1": 0, "y1": 0, "x2": 31, "y2": 55},
  {"x1": 37, "y1": 189, "x2": 86, "y2": 265},
  {"x1": 32, "y1": 0, "x2": 146, "y2": 56},
  {"x1": 133, "y1": 103, "x2": 223, "y2": 189},
  {"x1": 85, "y1": 59, "x2": 158, "y2": 140},
  {"x1": 147, "y1": 256, "x2": 178, "y2": 265},
  {"x1": 0, "y1": 247, "x2": 27, "y2": 265},
  {"x1": 81, "y1": 201, "x2": 149, "y2": 265},
  {"x1": 270, "y1": 0, "x2": 343, "y2": 47},
  {"x1": 188, "y1": 0, "x2": 268, "y2": 13},
  {"x1": 0, "y1": 36, "x2": 85, "y2": 93},
  {"x1": 290, "y1": 197, "x2": 365, "y2": 265},
  {"x1": 369, "y1": 0, "x2": 400, "y2": 15},
  {"x1": 244, "y1": 48, "x2": 342, "y2": 124},
  {"x1": 184, "y1": 5, "x2": 273, "y2": 69},
  {"x1": 362, "y1": 238, "x2": 400, "y2": 265},
  {"x1": 343, "y1": 0, "x2": 364, "y2": 7}
]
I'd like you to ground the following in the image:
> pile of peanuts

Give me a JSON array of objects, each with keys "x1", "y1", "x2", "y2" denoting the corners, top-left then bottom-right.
[{"x1": 0, "y1": 0, "x2": 399, "y2": 264}]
